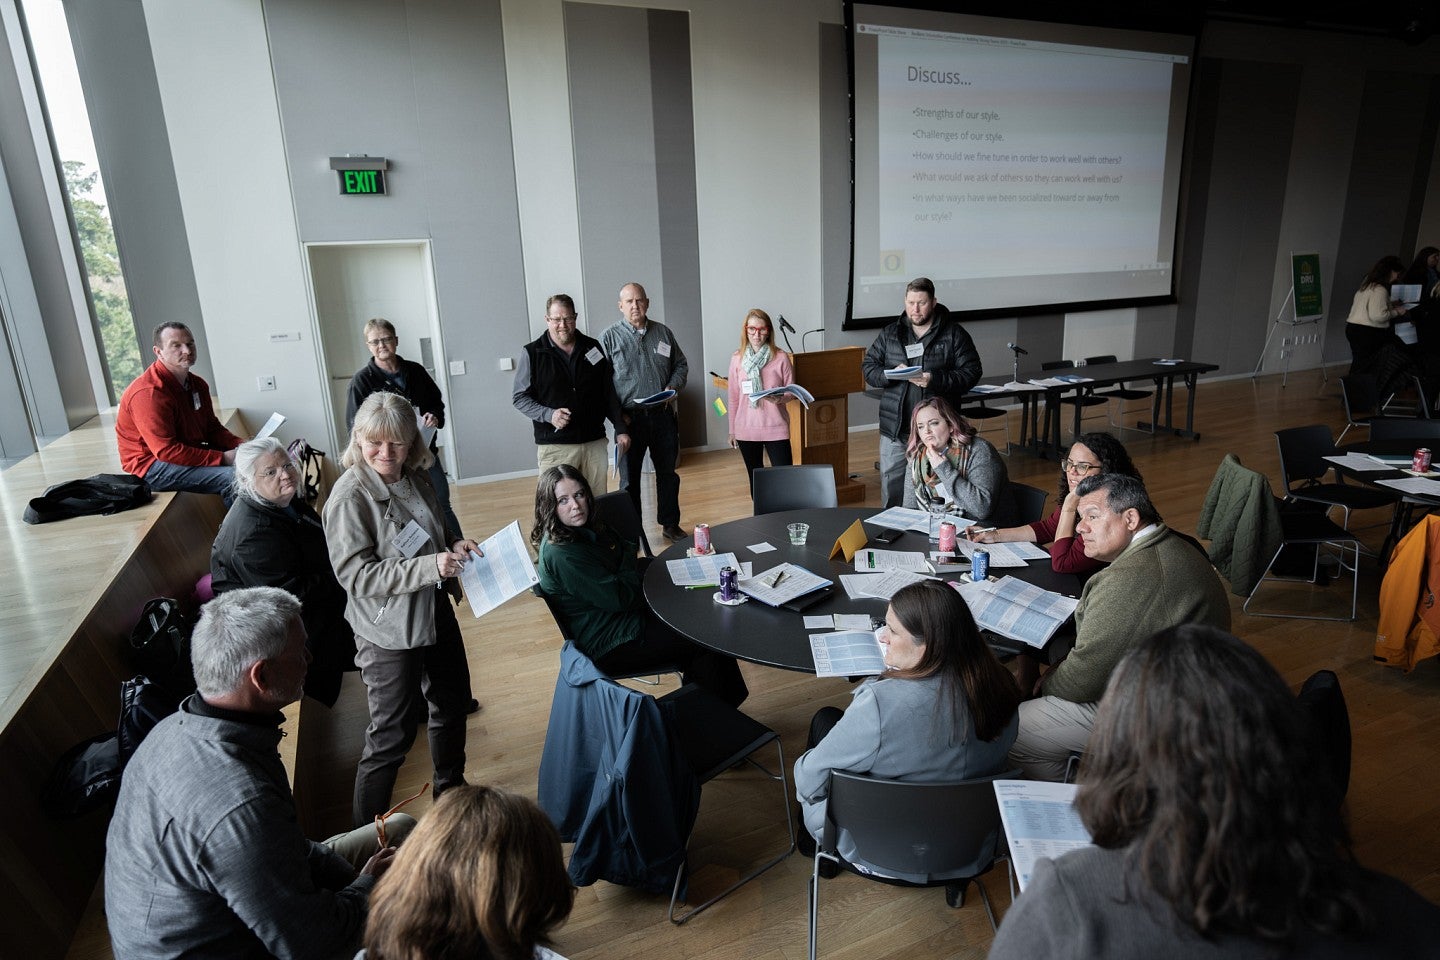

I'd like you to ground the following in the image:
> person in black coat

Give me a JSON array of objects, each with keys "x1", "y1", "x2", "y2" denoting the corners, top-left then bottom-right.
[{"x1": 211, "y1": 437, "x2": 354, "y2": 706}]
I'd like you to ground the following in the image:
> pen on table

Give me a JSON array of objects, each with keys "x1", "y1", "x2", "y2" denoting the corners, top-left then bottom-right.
[
  {"x1": 686, "y1": 584, "x2": 718, "y2": 590},
  {"x1": 968, "y1": 526, "x2": 997, "y2": 538},
  {"x1": 769, "y1": 570, "x2": 787, "y2": 589}
]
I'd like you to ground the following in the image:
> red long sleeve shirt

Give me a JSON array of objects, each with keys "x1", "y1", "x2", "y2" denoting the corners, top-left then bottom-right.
[{"x1": 115, "y1": 361, "x2": 242, "y2": 476}]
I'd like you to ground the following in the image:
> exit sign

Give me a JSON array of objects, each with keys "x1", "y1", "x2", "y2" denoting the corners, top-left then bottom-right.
[
  {"x1": 329, "y1": 156, "x2": 390, "y2": 197},
  {"x1": 338, "y1": 169, "x2": 386, "y2": 195}
]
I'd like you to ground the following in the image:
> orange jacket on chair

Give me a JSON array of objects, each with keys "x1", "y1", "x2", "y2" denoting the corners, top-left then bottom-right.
[{"x1": 1376, "y1": 514, "x2": 1440, "y2": 671}]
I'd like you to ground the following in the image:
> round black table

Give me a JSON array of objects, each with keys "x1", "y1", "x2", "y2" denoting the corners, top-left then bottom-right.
[{"x1": 643, "y1": 507, "x2": 1080, "y2": 673}]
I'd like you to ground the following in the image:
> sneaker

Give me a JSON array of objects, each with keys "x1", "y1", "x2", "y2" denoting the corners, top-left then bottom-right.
[{"x1": 662, "y1": 524, "x2": 687, "y2": 542}]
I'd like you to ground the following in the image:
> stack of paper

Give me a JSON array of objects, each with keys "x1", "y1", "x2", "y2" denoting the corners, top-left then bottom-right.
[
  {"x1": 749, "y1": 383, "x2": 816, "y2": 407},
  {"x1": 666, "y1": 552, "x2": 745, "y2": 586},
  {"x1": 804, "y1": 613, "x2": 875, "y2": 631},
  {"x1": 949, "y1": 539, "x2": 1049, "y2": 568},
  {"x1": 459, "y1": 521, "x2": 540, "y2": 619},
  {"x1": 883, "y1": 365, "x2": 922, "y2": 380},
  {"x1": 952, "y1": 575, "x2": 1078, "y2": 649},
  {"x1": 839, "y1": 570, "x2": 931, "y2": 601},
  {"x1": 737, "y1": 562, "x2": 831, "y2": 606},
  {"x1": 853, "y1": 549, "x2": 928, "y2": 572},
  {"x1": 993, "y1": 780, "x2": 1092, "y2": 891},
  {"x1": 809, "y1": 629, "x2": 886, "y2": 677},
  {"x1": 863, "y1": 506, "x2": 974, "y2": 535}
]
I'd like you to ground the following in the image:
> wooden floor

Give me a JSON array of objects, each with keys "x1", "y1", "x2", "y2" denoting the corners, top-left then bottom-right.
[{"x1": 66, "y1": 370, "x2": 1440, "y2": 960}]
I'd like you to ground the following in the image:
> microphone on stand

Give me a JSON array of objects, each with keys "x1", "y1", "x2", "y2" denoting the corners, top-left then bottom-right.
[
  {"x1": 1006, "y1": 342, "x2": 1027, "y2": 384},
  {"x1": 1006, "y1": 342, "x2": 1028, "y2": 356},
  {"x1": 777, "y1": 314, "x2": 796, "y2": 353}
]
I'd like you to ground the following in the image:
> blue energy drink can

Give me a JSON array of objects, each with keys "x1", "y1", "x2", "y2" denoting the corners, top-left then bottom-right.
[
  {"x1": 719, "y1": 565, "x2": 738, "y2": 601},
  {"x1": 971, "y1": 549, "x2": 990, "y2": 581}
]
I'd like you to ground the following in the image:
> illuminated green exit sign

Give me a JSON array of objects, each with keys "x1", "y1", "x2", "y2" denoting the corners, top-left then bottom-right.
[{"x1": 329, "y1": 156, "x2": 389, "y2": 197}]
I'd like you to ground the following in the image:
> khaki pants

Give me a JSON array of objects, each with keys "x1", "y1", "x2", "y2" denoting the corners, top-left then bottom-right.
[
  {"x1": 537, "y1": 438, "x2": 610, "y2": 494},
  {"x1": 1008, "y1": 695, "x2": 1098, "y2": 782}
]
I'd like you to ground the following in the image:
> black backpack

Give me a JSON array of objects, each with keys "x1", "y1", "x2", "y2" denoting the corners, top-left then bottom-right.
[{"x1": 23, "y1": 473, "x2": 152, "y2": 524}]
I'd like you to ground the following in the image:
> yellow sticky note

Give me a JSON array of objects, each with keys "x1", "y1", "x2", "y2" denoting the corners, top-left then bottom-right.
[{"x1": 829, "y1": 519, "x2": 868, "y2": 563}]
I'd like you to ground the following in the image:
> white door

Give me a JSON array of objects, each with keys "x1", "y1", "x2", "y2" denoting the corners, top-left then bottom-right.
[{"x1": 305, "y1": 241, "x2": 452, "y2": 474}]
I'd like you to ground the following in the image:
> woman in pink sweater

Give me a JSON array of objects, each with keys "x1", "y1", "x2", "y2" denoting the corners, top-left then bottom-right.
[
  {"x1": 968, "y1": 432, "x2": 1140, "y2": 576},
  {"x1": 727, "y1": 309, "x2": 796, "y2": 491}
]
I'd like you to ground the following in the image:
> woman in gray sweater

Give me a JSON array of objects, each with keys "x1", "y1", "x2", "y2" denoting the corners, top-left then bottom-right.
[
  {"x1": 793, "y1": 580, "x2": 1020, "y2": 879},
  {"x1": 901, "y1": 397, "x2": 1015, "y2": 525}
]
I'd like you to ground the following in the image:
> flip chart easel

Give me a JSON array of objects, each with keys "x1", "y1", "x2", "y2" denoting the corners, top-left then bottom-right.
[{"x1": 1253, "y1": 251, "x2": 1327, "y2": 387}]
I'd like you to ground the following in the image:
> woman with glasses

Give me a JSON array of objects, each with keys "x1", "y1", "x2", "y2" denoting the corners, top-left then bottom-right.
[
  {"x1": 345, "y1": 317, "x2": 461, "y2": 537},
  {"x1": 211, "y1": 437, "x2": 354, "y2": 706},
  {"x1": 726, "y1": 308, "x2": 795, "y2": 493},
  {"x1": 901, "y1": 396, "x2": 1016, "y2": 525},
  {"x1": 968, "y1": 432, "x2": 1140, "y2": 576}
]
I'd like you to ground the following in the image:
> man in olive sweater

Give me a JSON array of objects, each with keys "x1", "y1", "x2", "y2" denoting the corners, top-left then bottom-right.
[{"x1": 1009, "y1": 473, "x2": 1231, "y2": 780}]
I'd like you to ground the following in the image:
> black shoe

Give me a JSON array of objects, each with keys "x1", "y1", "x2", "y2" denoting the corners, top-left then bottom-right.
[
  {"x1": 466, "y1": 698, "x2": 481, "y2": 715},
  {"x1": 797, "y1": 826, "x2": 816, "y2": 858},
  {"x1": 662, "y1": 524, "x2": 687, "y2": 543}
]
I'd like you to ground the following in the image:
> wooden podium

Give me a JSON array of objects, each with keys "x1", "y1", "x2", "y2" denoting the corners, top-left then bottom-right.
[{"x1": 786, "y1": 346, "x2": 867, "y2": 504}]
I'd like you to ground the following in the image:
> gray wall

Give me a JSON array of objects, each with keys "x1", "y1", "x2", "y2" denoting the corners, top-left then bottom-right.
[{"x1": 264, "y1": 0, "x2": 531, "y2": 479}]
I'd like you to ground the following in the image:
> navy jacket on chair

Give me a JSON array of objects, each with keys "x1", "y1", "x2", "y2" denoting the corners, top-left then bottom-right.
[{"x1": 537, "y1": 643, "x2": 700, "y2": 893}]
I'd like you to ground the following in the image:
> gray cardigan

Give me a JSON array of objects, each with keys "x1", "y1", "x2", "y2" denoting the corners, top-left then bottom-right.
[
  {"x1": 106, "y1": 700, "x2": 372, "y2": 959},
  {"x1": 901, "y1": 436, "x2": 1015, "y2": 526},
  {"x1": 793, "y1": 674, "x2": 1017, "y2": 880},
  {"x1": 323, "y1": 460, "x2": 456, "y2": 650}
]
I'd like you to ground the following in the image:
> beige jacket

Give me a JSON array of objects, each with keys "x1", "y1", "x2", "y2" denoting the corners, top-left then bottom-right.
[{"x1": 323, "y1": 460, "x2": 456, "y2": 650}]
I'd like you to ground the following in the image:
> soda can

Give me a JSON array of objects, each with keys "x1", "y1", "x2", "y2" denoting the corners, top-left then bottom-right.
[
  {"x1": 938, "y1": 521, "x2": 958, "y2": 555},
  {"x1": 971, "y1": 549, "x2": 990, "y2": 582},
  {"x1": 1415, "y1": 448, "x2": 1432, "y2": 473},
  {"x1": 719, "y1": 565, "x2": 738, "y2": 601},
  {"x1": 694, "y1": 523, "x2": 711, "y2": 554}
]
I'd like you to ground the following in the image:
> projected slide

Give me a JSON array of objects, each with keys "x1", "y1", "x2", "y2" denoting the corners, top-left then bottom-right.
[{"x1": 850, "y1": 5, "x2": 1194, "y2": 323}]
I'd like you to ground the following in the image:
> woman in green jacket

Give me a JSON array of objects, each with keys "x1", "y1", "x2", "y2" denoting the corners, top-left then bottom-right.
[{"x1": 531, "y1": 464, "x2": 747, "y2": 706}]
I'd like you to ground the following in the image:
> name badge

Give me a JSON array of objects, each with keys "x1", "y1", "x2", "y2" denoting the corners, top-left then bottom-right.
[
  {"x1": 584, "y1": 346, "x2": 603, "y2": 365},
  {"x1": 656, "y1": 341, "x2": 672, "y2": 358},
  {"x1": 192, "y1": 391, "x2": 202, "y2": 411},
  {"x1": 392, "y1": 519, "x2": 430, "y2": 558},
  {"x1": 904, "y1": 343, "x2": 924, "y2": 360},
  {"x1": 741, "y1": 379, "x2": 754, "y2": 395}
]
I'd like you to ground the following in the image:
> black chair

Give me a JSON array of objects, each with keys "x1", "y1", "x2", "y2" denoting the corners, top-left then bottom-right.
[
  {"x1": 1042, "y1": 360, "x2": 1106, "y2": 441},
  {"x1": 808, "y1": 770, "x2": 1018, "y2": 959},
  {"x1": 1009, "y1": 481, "x2": 1048, "y2": 526},
  {"x1": 959, "y1": 401, "x2": 1010, "y2": 452},
  {"x1": 752, "y1": 465, "x2": 838, "y2": 516},
  {"x1": 1366, "y1": 418, "x2": 1440, "y2": 442},
  {"x1": 1085, "y1": 354, "x2": 1155, "y2": 434},
  {"x1": 1275, "y1": 425, "x2": 1399, "y2": 534},
  {"x1": 531, "y1": 583, "x2": 678, "y2": 685},
  {"x1": 594, "y1": 489, "x2": 654, "y2": 558}
]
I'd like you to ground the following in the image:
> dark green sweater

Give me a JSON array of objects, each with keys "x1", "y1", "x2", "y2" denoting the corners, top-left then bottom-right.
[{"x1": 538, "y1": 526, "x2": 642, "y2": 660}]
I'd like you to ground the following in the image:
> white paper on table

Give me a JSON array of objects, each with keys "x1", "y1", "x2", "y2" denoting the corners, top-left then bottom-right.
[
  {"x1": 833, "y1": 613, "x2": 875, "y2": 630},
  {"x1": 837, "y1": 569, "x2": 931, "y2": 601},
  {"x1": 952, "y1": 575, "x2": 1078, "y2": 648},
  {"x1": 1001, "y1": 381, "x2": 1046, "y2": 391},
  {"x1": 993, "y1": 780, "x2": 1092, "y2": 892},
  {"x1": 809, "y1": 630, "x2": 886, "y2": 677},
  {"x1": 666, "y1": 552, "x2": 743, "y2": 586},
  {"x1": 969, "y1": 384, "x2": 1006, "y2": 393},
  {"x1": 737, "y1": 562, "x2": 832, "y2": 606},
  {"x1": 748, "y1": 542, "x2": 777, "y2": 554},
  {"x1": 863, "y1": 506, "x2": 974, "y2": 535},
  {"x1": 950, "y1": 539, "x2": 1045, "y2": 568},
  {"x1": 803, "y1": 615, "x2": 833, "y2": 629},
  {"x1": 1323, "y1": 453, "x2": 1393, "y2": 472},
  {"x1": 459, "y1": 521, "x2": 539, "y2": 619},
  {"x1": 1378, "y1": 476, "x2": 1440, "y2": 496},
  {"x1": 853, "y1": 549, "x2": 929, "y2": 573},
  {"x1": 254, "y1": 412, "x2": 286, "y2": 440}
]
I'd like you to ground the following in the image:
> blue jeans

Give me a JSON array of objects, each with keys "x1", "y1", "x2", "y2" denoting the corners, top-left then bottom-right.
[
  {"x1": 619, "y1": 406, "x2": 681, "y2": 527},
  {"x1": 143, "y1": 459, "x2": 236, "y2": 506}
]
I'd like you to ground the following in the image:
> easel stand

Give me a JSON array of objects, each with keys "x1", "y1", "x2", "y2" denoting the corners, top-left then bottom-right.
[{"x1": 1252, "y1": 286, "x2": 1328, "y2": 387}]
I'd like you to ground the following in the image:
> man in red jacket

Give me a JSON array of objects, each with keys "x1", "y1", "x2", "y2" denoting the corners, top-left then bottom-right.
[{"x1": 115, "y1": 322, "x2": 243, "y2": 503}]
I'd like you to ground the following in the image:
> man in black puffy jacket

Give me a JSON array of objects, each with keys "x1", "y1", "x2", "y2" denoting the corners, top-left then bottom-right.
[{"x1": 861, "y1": 277, "x2": 983, "y2": 507}]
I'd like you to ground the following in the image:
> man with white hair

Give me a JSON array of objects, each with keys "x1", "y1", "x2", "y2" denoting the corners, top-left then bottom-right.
[{"x1": 105, "y1": 587, "x2": 409, "y2": 959}]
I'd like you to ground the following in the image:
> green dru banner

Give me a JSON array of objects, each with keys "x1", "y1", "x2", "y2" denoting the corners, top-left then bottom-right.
[{"x1": 1291, "y1": 252, "x2": 1324, "y2": 320}]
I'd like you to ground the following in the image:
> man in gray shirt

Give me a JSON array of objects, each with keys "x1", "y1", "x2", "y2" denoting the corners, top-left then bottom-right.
[
  {"x1": 105, "y1": 587, "x2": 410, "y2": 959},
  {"x1": 600, "y1": 282, "x2": 689, "y2": 541}
]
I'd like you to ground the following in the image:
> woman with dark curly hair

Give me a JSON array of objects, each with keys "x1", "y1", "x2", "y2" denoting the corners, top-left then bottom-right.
[
  {"x1": 988, "y1": 625, "x2": 1440, "y2": 959},
  {"x1": 531, "y1": 464, "x2": 747, "y2": 706},
  {"x1": 361, "y1": 784, "x2": 575, "y2": 960},
  {"x1": 968, "y1": 432, "x2": 1139, "y2": 576}
]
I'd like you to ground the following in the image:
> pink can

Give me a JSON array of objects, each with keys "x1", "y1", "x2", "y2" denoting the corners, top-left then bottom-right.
[
  {"x1": 938, "y1": 521, "x2": 958, "y2": 555},
  {"x1": 1415, "y1": 448, "x2": 1433, "y2": 473},
  {"x1": 694, "y1": 523, "x2": 712, "y2": 554}
]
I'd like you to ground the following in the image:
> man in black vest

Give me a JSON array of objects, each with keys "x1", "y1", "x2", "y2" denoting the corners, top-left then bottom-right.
[{"x1": 512, "y1": 293, "x2": 630, "y2": 494}]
